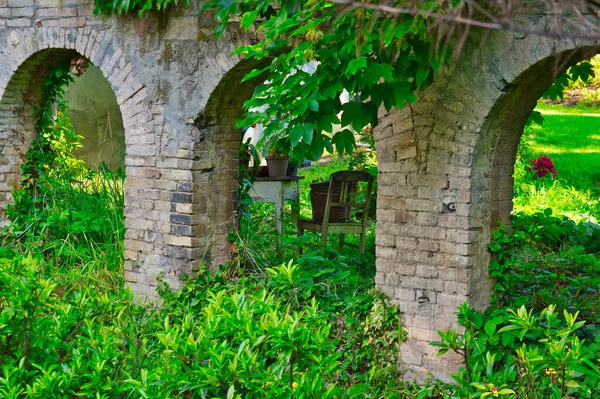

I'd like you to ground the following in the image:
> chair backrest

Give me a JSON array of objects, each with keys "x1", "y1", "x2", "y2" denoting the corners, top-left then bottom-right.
[{"x1": 322, "y1": 171, "x2": 373, "y2": 224}]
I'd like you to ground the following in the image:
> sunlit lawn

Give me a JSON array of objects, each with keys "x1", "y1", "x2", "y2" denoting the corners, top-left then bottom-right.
[
  {"x1": 514, "y1": 102, "x2": 600, "y2": 221},
  {"x1": 532, "y1": 103, "x2": 600, "y2": 183}
]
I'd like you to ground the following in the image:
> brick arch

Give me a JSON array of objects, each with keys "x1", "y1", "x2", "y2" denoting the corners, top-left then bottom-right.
[
  {"x1": 194, "y1": 58, "x2": 271, "y2": 268},
  {"x1": 0, "y1": 48, "x2": 105, "y2": 221},
  {"x1": 0, "y1": 27, "x2": 148, "y2": 215},
  {"x1": 372, "y1": 24, "x2": 600, "y2": 378},
  {"x1": 0, "y1": 30, "x2": 154, "y2": 296},
  {"x1": 484, "y1": 47, "x2": 599, "y2": 231}
]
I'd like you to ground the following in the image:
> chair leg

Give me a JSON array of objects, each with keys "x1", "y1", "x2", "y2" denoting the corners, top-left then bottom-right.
[
  {"x1": 359, "y1": 232, "x2": 366, "y2": 255},
  {"x1": 298, "y1": 226, "x2": 304, "y2": 255},
  {"x1": 338, "y1": 234, "x2": 345, "y2": 252},
  {"x1": 320, "y1": 230, "x2": 328, "y2": 248}
]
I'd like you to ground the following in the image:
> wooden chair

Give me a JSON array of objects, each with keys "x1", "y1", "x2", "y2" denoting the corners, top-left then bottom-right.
[{"x1": 298, "y1": 171, "x2": 373, "y2": 255}]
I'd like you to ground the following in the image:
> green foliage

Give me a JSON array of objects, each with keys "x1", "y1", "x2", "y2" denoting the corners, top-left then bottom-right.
[
  {"x1": 439, "y1": 97, "x2": 600, "y2": 397},
  {"x1": 0, "y1": 255, "x2": 147, "y2": 398},
  {"x1": 19, "y1": 61, "x2": 80, "y2": 191},
  {"x1": 569, "y1": 56, "x2": 600, "y2": 88},
  {"x1": 5, "y1": 58, "x2": 125, "y2": 286},
  {"x1": 527, "y1": 60, "x2": 595, "y2": 127},
  {"x1": 435, "y1": 303, "x2": 600, "y2": 399},
  {"x1": 487, "y1": 214, "x2": 600, "y2": 341},
  {"x1": 515, "y1": 104, "x2": 600, "y2": 222},
  {"x1": 542, "y1": 61, "x2": 595, "y2": 102},
  {"x1": 200, "y1": 0, "x2": 449, "y2": 160},
  {"x1": 93, "y1": 0, "x2": 189, "y2": 16},
  {"x1": 0, "y1": 248, "x2": 407, "y2": 397}
]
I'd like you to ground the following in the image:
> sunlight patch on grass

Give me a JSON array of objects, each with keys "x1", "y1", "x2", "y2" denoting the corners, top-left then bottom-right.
[
  {"x1": 532, "y1": 148, "x2": 600, "y2": 154},
  {"x1": 535, "y1": 101, "x2": 600, "y2": 115},
  {"x1": 514, "y1": 103, "x2": 600, "y2": 222},
  {"x1": 538, "y1": 109, "x2": 600, "y2": 117}
]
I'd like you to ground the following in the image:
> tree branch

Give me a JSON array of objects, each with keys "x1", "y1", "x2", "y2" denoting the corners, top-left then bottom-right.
[{"x1": 328, "y1": 0, "x2": 600, "y2": 40}]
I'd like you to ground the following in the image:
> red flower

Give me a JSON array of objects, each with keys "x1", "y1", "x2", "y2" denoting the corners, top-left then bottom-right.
[{"x1": 531, "y1": 155, "x2": 558, "y2": 178}]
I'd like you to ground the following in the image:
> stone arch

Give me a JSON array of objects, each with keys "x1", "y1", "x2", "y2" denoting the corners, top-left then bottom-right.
[
  {"x1": 0, "y1": 46, "x2": 134, "y2": 221},
  {"x1": 194, "y1": 58, "x2": 271, "y2": 268},
  {"x1": 483, "y1": 46, "x2": 599, "y2": 231},
  {"x1": 0, "y1": 27, "x2": 161, "y2": 297},
  {"x1": 372, "y1": 22, "x2": 600, "y2": 378},
  {"x1": 467, "y1": 44, "x2": 600, "y2": 311}
]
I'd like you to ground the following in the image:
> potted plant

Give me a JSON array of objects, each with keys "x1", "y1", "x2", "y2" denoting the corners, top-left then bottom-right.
[
  {"x1": 265, "y1": 138, "x2": 290, "y2": 177},
  {"x1": 239, "y1": 138, "x2": 260, "y2": 178}
]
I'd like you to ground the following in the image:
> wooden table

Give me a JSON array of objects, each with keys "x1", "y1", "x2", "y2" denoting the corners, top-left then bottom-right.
[{"x1": 249, "y1": 176, "x2": 304, "y2": 249}]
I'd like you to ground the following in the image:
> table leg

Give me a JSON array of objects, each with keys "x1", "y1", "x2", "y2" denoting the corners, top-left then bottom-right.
[
  {"x1": 275, "y1": 188, "x2": 283, "y2": 252},
  {"x1": 291, "y1": 183, "x2": 300, "y2": 232}
]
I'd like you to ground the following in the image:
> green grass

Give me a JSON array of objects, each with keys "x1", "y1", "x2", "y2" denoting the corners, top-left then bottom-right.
[
  {"x1": 513, "y1": 102, "x2": 600, "y2": 222},
  {"x1": 535, "y1": 101, "x2": 600, "y2": 115}
]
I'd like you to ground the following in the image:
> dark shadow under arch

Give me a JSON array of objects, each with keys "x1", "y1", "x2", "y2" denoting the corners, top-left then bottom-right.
[{"x1": 193, "y1": 57, "x2": 271, "y2": 267}]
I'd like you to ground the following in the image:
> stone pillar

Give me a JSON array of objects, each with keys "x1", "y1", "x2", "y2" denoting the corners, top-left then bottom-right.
[
  {"x1": 373, "y1": 27, "x2": 600, "y2": 379},
  {"x1": 374, "y1": 101, "x2": 472, "y2": 380}
]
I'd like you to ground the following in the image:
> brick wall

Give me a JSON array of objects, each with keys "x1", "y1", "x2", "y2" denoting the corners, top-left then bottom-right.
[
  {"x1": 373, "y1": 29, "x2": 599, "y2": 379},
  {"x1": 1, "y1": 0, "x2": 599, "y2": 380}
]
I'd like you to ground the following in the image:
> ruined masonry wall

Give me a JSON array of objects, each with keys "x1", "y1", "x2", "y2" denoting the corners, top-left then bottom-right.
[
  {"x1": 1, "y1": 0, "x2": 599, "y2": 381},
  {"x1": 374, "y1": 25, "x2": 598, "y2": 379},
  {"x1": 0, "y1": 0, "x2": 252, "y2": 300}
]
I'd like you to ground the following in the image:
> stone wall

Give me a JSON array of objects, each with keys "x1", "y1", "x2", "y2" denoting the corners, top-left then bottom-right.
[
  {"x1": 373, "y1": 23, "x2": 599, "y2": 379},
  {"x1": 0, "y1": 0, "x2": 254, "y2": 301},
  {"x1": 1, "y1": 0, "x2": 599, "y2": 380}
]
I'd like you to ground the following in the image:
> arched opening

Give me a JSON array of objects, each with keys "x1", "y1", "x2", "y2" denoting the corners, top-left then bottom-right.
[
  {"x1": 0, "y1": 48, "x2": 126, "y2": 287},
  {"x1": 484, "y1": 47, "x2": 600, "y2": 231},
  {"x1": 194, "y1": 58, "x2": 272, "y2": 268},
  {"x1": 199, "y1": 59, "x2": 379, "y2": 269},
  {"x1": 461, "y1": 47, "x2": 600, "y2": 309}
]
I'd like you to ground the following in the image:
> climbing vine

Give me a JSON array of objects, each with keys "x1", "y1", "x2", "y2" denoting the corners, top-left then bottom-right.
[
  {"x1": 93, "y1": 0, "x2": 189, "y2": 15},
  {"x1": 9, "y1": 57, "x2": 86, "y2": 220}
]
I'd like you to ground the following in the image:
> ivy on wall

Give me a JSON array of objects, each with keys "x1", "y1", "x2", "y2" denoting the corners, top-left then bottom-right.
[
  {"x1": 93, "y1": 0, "x2": 189, "y2": 16},
  {"x1": 9, "y1": 57, "x2": 87, "y2": 220},
  {"x1": 22, "y1": 59, "x2": 83, "y2": 188},
  {"x1": 93, "y1": 0, "x2": 595, "y2": 160}
]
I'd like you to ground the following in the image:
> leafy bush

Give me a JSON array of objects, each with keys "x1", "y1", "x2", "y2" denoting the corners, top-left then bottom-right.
[
  {"x1": 488, "y1": 214, "x2": 600, "y2": 341},
  {"x1": 0, "y1": 249, "x2": 409, "y2": 397},
  {"x1": 435, "y1": 303, "x2": 600, "y2": 399}
]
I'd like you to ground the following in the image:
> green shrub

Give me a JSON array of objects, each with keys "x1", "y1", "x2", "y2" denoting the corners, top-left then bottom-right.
[
  {"x1": 2, "y1": 57, "x2": 125, "y2": 289},
  {"x1": 0, "y1": 251, "x2": 408, "y2": 398},
  {"x1": 435, "y1": 303, "x2": 600, "y2": 399}
]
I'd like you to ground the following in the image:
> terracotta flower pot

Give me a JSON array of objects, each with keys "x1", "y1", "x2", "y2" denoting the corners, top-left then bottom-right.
[{"x1": 265, "y1": 153, "x2": 289, "y2": 177}]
